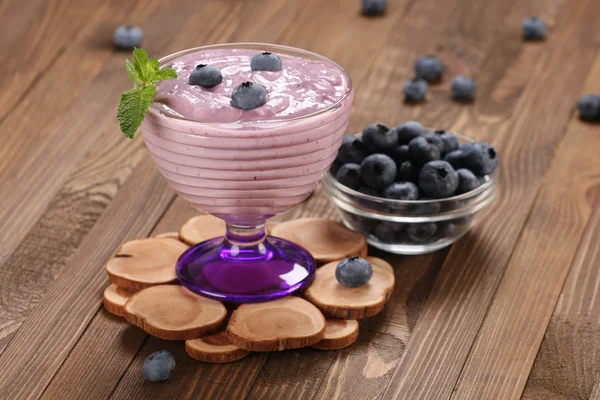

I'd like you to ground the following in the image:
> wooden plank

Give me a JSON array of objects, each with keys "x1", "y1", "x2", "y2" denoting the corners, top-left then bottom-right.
[
  {"x1": 0, "y1": 0, "x2": 205, "y2": 354},
  {"x1": 380, "y1": 0, "x2": 600, "y2": 398},
  {"x1": 591, "y1": 380, "x2": 600, "y2": 400},
  {"x1": 451, "y1": 75, "x2": 600, "y2": 400},
  {"x1": 0, "y1": 0, "x2": 47, "y2": 54}
]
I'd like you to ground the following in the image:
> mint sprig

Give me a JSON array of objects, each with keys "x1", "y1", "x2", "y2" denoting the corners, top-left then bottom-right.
[{"x1": 117, "y1": 48, "x2": 177, "y2": 139}]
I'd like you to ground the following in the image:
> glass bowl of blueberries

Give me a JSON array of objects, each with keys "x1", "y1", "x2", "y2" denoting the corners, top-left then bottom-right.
[{"x1": 322, "y1": 121, "x2": 498, "y2": 255}]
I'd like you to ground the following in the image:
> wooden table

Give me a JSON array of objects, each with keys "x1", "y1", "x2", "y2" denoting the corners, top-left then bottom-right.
[{"x1": 1, "y1": 0, "x2": 599, "y2": 398}]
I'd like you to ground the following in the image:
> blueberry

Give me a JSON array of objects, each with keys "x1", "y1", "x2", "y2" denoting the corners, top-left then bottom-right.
[
  {"x1": 522, "y1": 17, "x2": 547, "y2": 41},
  {"x1": 362, "y1": 123, "x2": 398, "y2": 153},
  {"x1": 336, "y1": 163, "x2": 363, "y2": 190},
  {"x1": 412, "y1": 197, "x2": 441, "y2": 214},
  {"x1": 389, "y1": 145, "x2": 410, "y2": 168},
  {"x1": 423, "y1": 132, "x2": 445, "y2": 154},
  {"x1": 408, "y1": 136, "x2": 441, "y2": 165},
  {"x1": 114, "y1": 25, "x2": 143, "y2": 50},
  {"x1": 432, "y1": 130, "x2": 459, "y2": 155},
  {"x1": 383, "y1": 182, "x2": 419, "y2": 200},
  {"x1": 358, "y1": 186, "x2": 380, "y2": 197},
  {"x1": 463, "y1": 143, "x2": 499, "y2": 175},
  {"x1": 373, "y1": 221, "x2": 404, "y2": 243},
  {"x1": 444, "y1": 149, "x2": 466, "y2": 170},
  {"x1": 577, "y1": 94, "x2": 600, "y2": 122},
  {"x1": 419, "y1": 160, "x2": 459, "y2": 198},
  {"x1": 415, "y1": 55, "x2": 444, "y2": 83},
  {"x1": 456, "y1": 168, "x2": 482, "y2": 194},
  {"x1": 251, "y1": 52, "x2": 282, "y2": 72},
  {"x1": 144, "y1": 350, "x2": 175, "y2": 383},
  {"x1": 437, "y1": 222, "x2": 456, "y2": 238},
  {"x1": 398, "y1": 161, "x2": 420, "y2": 183},
  {"x1": 406, "y1": 223, "x2": 438, "y2": 244},
  {"x1": 338, "y1": 136, "x2": 369, "y2": 164},
  {"x1": 361, "y1": 0, "x2": 387, "y2": 16},
  {"x1": 451, "y1": 76, "x2": 476, "y2": 101},
  {"x1": 336, "y1": 257, "x2": 373, "y2": 287},
  {"x1": 395, "y1": 121, "x2": 425, "y2": 145},
  {"x1": 404, "y1": 79, "x2": 428, "y2": 103},
  {"x1": 360, "y1": 154, "x2": 397, "y2": 190},
  {"x1": 188, "y1": 64, "x2": 223, "y2": 89},
  {"x1": 330, "y1": 158, "x2": 343, "y2": 176},
  {"x1": 231, "y1": 82, "x2": 267, "y2": 110},
  {"x1": 459, "y1": 142, "x2": 476, "y2": 151}
]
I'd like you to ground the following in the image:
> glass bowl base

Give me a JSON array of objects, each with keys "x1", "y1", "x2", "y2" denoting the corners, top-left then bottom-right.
[{"x1": 176, "y1": 236, "x2": 316, "y2": 304}]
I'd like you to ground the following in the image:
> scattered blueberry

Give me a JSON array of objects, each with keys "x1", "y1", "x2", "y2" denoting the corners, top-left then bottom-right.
[
  {"x1": 251, "y1": 52, "x2": 282, "y2": 72},
  {"x1": 408, "y1": 136, "x2": 441, "y2": 165},
  {"x1": 144, "y1": 350, "x2": 175, "y2": 383},
  {"x1": 373, "y1": 221, "x2": 404, "y2": 243},
  {"x1": 231, "y1": 82, "x2": 267, "y2": 110},
  {"x1": 418, "y1": 160, "x2": 459, "y2": 198},
  {"x1": 358, "y1": 186, "x2": 380, "y2": 197},
  {"x1": 362, "y1": 123, "x2": 398, "y2": 153},
  {"x1": 463, "y1": 143, "x2": 499, "y2": 175},
  {"x1": 188, "y1": 64, "x2": 223, "y2": 89},
  {"x1": 338, "y1": 136, "x2": 369, "y2": 164},
  {"x1": 389, "y1": 145, "x2": 410, "y2": 168},
  {"x1": 399, "y1": 160, "x2": 420, "y2": 183},
  {"x1": 415, "y1": 55, "x2": 444, "y2": 83},
  {"x1": 522, "y1": 17, "x2": 547, "y2": 41},
  {"x1": 336, "y1": 163, "x2": 363, "y2": 190},
  {"x1": 114, "y1": 25, "x2": 143, "y2": 50},
  {"x1": 456, "y1": 168, "x2": 482, "y2": 194},
  {"x1": 577, "y1": 94, "x2": 600, "y2": 122},
  {"x1": 361, "y1": 0, "x2": 387, "y2": 16},
  {"x1": 404, "y1": 79, "x2": 429, "y2": 103},
  {"x1": 433, "y1": 130, "x2": 459, "y2": 155},
  {"x1": 406, "y1": 223, "x2": 438, "y2": 244},
  {"x1": 336, "y1": 257, "x2": 373, "y2": 287},
  {"x1": 395, "y1": 121, "x2": 425, "y2": 145},
  {"x1": 360, "y1": 154, "x2": 397, "y2": 190},
  {"x1": 383, "y1": 182, "x2": 420, "y2": 200},
  {"x1": 451, "y1": 76, "x2": 476, "y2": 101},
  {"x1": 444, "y1": 149, "x2": 467, "y2": 170}
]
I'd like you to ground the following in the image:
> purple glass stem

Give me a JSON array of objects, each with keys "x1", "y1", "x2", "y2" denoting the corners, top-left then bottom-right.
[{"x1": 176, "y1": 223, "x2": 316, "y2": 304}]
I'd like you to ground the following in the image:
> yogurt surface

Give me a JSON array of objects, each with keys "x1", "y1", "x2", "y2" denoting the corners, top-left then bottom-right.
[{"x1": 154, "y1": 48, "x2": 349, "y2": 123}]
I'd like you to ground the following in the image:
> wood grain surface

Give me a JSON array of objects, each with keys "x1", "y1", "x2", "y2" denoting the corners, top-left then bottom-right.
[{"x1": 0, "y1": 0, "x2": 599, "y2": 399}]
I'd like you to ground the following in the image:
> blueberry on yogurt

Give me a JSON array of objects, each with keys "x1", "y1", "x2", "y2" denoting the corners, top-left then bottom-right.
[
  {"x1": 251, "y1": 52, "x2": 283, "y2": 72},
  {"x1": 231, "y1": 82, "x2": 267, "y2": 110},
  {"x1": 189, "y1": 64, "x2": 223, "y2": 88}
]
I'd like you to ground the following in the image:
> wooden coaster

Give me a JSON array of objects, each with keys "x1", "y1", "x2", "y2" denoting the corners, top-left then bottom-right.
[
  {"x1": 123, "y1": 285, "x2": 227, "y2": 340},
  {"x1": 311, "y1": 319, "x2": 359, "y2": 350},
  {"x1": 179, "y1": 215, "x2": 226, "y2": 245},
  {"x1": 186, "y1": 331, "x2": 250, "y2": 363},
  {"x1": 105, "y1": 238, "x2": 189, "y2": 291},
  {"x1": 304, "y1": 257, "x2": 395, "y2": 319},
  {"x1": 227, "y1": 296, "x2": 326, "y2": 352},
  {"x1": 271, "y1": 218, "x2": 368, "y2": 263},
  {"x1": 154, "y1": 231, "x2": 180, "y2": 240},
  {"x1": 102, "y1": 284, "x2": 134, "y2": 317}
]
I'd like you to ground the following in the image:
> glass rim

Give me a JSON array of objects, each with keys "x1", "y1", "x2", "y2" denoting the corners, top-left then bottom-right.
[{"x1": 148, "y1": 42, "x2": 354, "y2": 125}]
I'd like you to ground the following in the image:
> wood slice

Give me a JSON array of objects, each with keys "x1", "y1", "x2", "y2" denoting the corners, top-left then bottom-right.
[
  {"x1": 271, "y1": 218, "x2": 367, "y2": 263},
  {"x1": 102, "y1": 284, "x2": 134, "y2": 317},
  {"x1": 154, "y1": 231, "x2": 180, "y2": 240},
  {"x1": 179, "y1": 215, "x2": 226, "y2": 245},
  {"x1": 186, "y1": 331, "x2": 250, "y2": 363},
  {"x1": 105, "y1": 238, "x2": 189, "y2": 291},
  {"x1": 123, "y1": 285, "x2": 227, "y2": 340},
  {"x1": 305, "y1": 257, "x2": 395, "y2": 319},
  {"x1": 227, "y1": 297, "x2": 326, "y2": 352},
  {"x1": 311, "y1": 319, "x2": 359, "y2": 350}
]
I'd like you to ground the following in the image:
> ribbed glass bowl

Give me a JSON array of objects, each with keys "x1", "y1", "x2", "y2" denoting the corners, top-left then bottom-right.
[{"x1": 322, "y1": 134, "x2": 497, "y2": 255}]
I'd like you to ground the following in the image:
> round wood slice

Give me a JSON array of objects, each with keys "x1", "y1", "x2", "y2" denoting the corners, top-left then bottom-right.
[
  {"x1": 179, "y1": 215, "x2": 226, "y2": 245},
  {"x1": 103, "y1": 284, "x2": 134, "y2": 317},
  {"x1": 227, "y1": 297, "x2": 326, "y2": 352},
  {"x1": 271, "y1": 218, "x2": 367, "y2": 263},
  {"x1": 186, "y1": 331, "x2": 250, "y2": 363},
  {"x1": 311, "y1": 319, "x2": 359, "y2": 350},
  {"x1": 154, "y1": 231, "x2": 180, "y2": 240},
  {"x1": 123, "y1": 285, "x2": 227, "y2": 340},
  {"x1": 106, "y1": 238, "x2": 189, "y2": 291},
  {"x1": 305, "y1": 257, "x2": 395, "y2": 319}
]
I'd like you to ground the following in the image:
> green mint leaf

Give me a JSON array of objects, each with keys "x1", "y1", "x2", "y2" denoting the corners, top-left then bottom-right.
[
  {"x1": 153, "y1": 67, "x2": 177, "y2": 82},
  {"x1": 132, "y1": 47, "x2": 156, "y2": 83},
  {"x1": 117, "y1": 85, "x2": 156, "y2": 139},
  {"x1": 150, "y1": 56, "x2": 160, "y2": 73},
  {"x1": 125, "y1": 59, "x2": 141, "y2": 84}
]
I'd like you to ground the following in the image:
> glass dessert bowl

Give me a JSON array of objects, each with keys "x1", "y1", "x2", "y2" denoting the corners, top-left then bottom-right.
[{"x1": 141, "y1": 43, "x2": 354, "y2": 303}]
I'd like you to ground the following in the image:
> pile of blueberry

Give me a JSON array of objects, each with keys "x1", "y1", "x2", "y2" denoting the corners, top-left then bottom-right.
[{"x1": 330, "y1": 121, "x2": 499, "y2": 244}]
